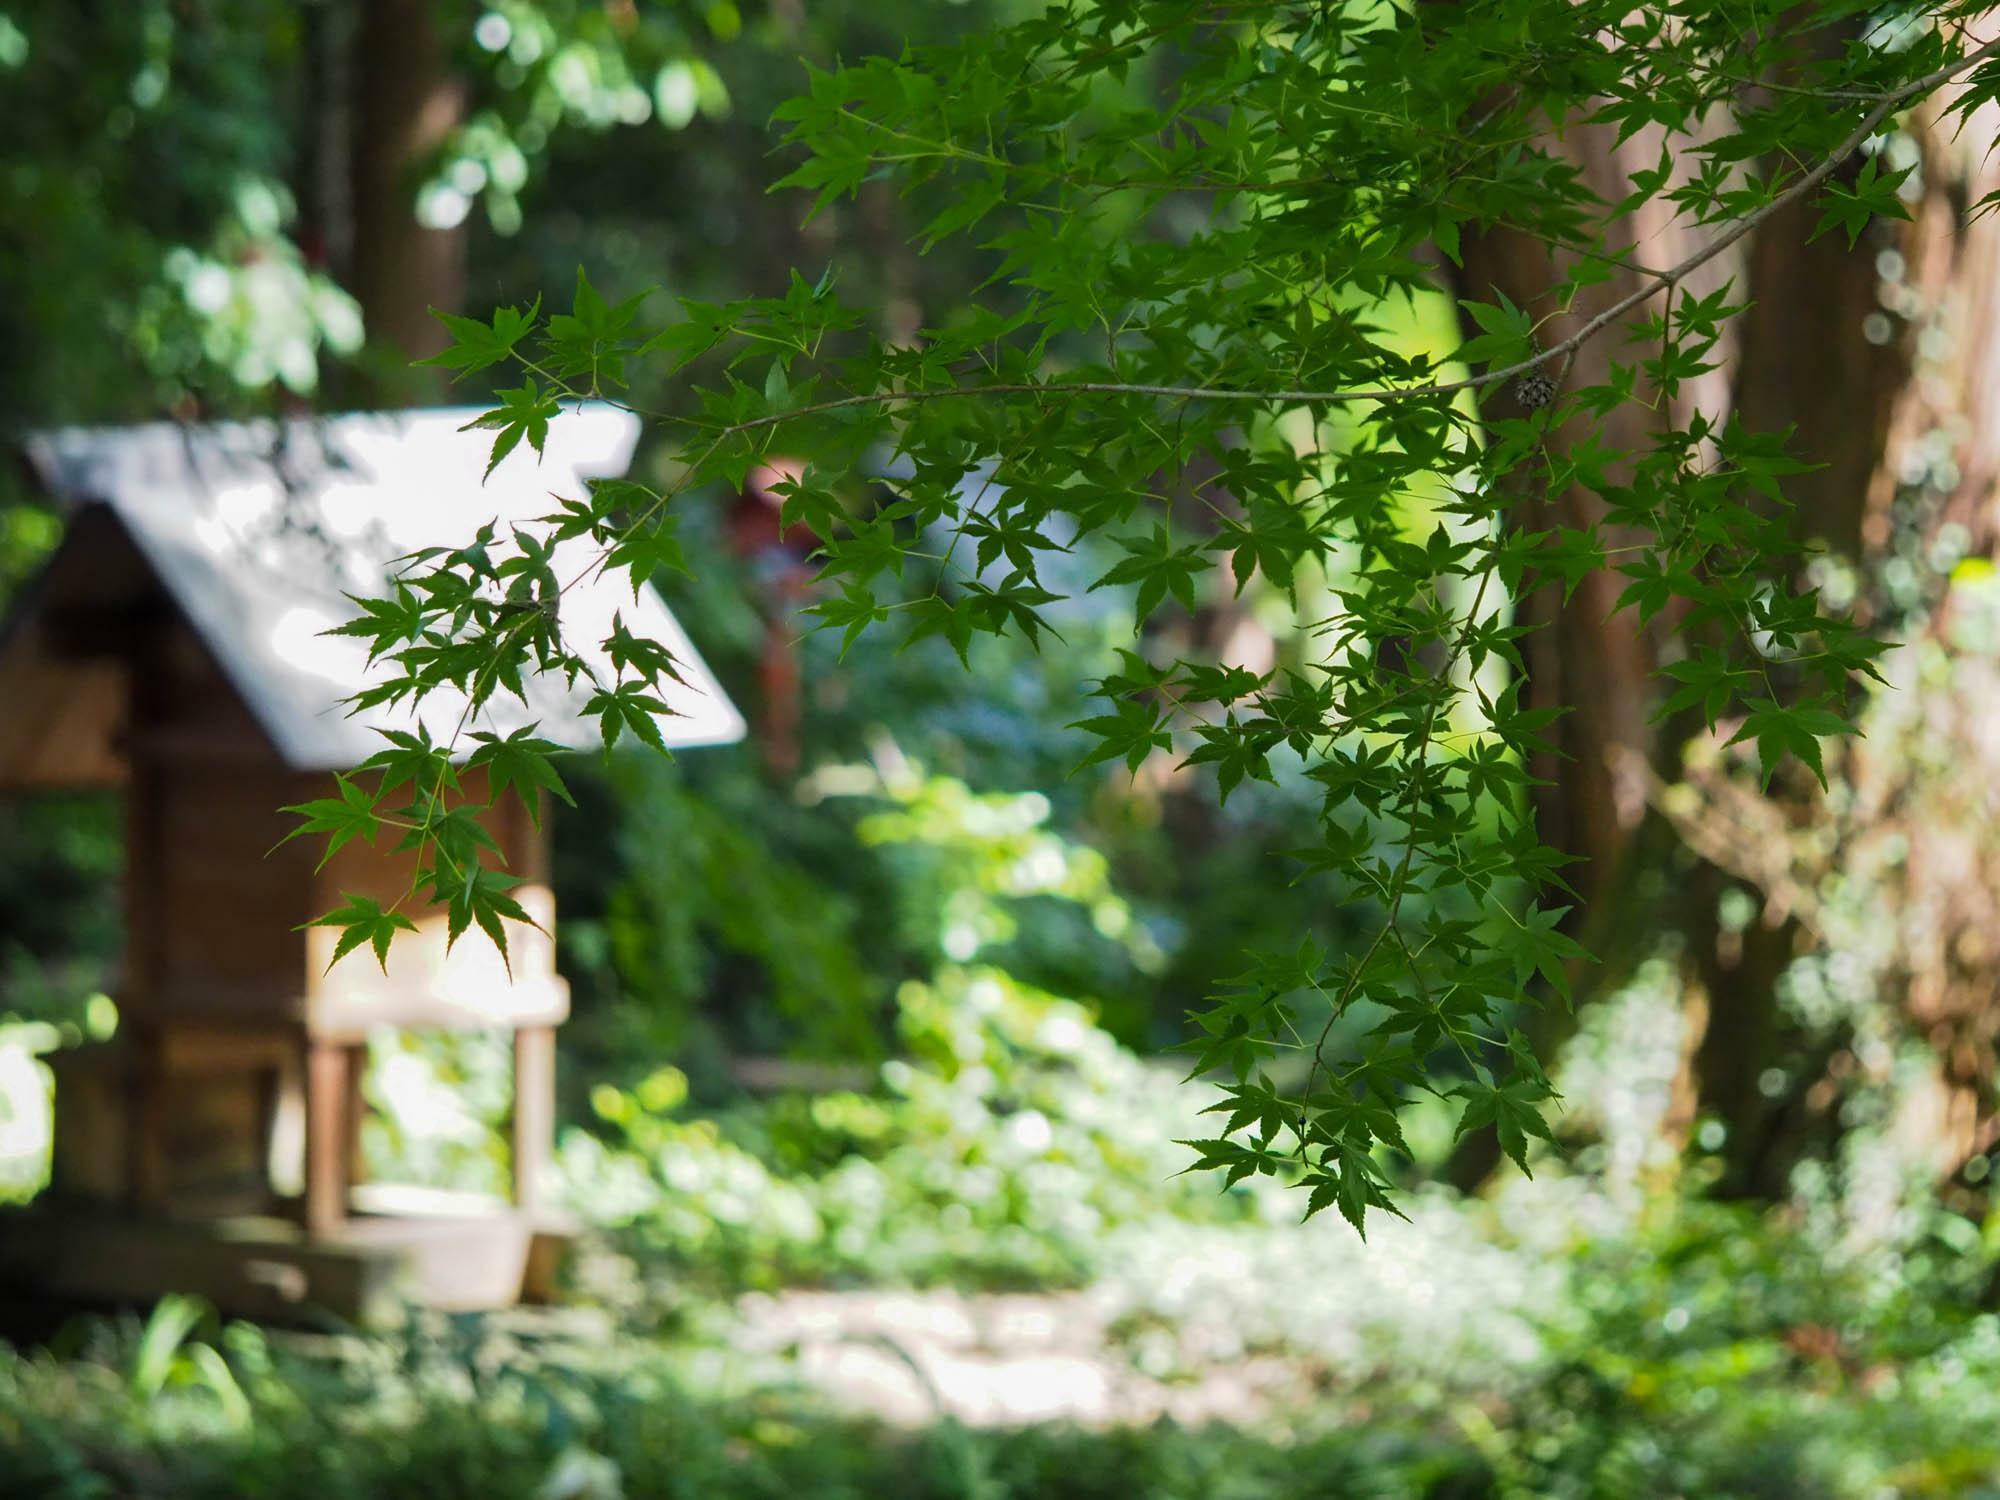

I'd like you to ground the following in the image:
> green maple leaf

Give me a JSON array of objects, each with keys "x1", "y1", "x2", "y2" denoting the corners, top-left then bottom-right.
[
  {"x1": 462, "y1": 380, "x2": 562, "y2": 478},
  {"x1": 465, "y1": 725, "x2": 575, "y2": 829},
  {"x1": 1726, "y1": 698, "x2": 1853, "y2": 789},
  {"x1": 355, "y1": 727, "x2": 456, "y2": 800},
  {"x1": 1093, "y1": 524, "x2": 1211, "y2": 620},
  {"x1": 420, "y1": 298, "x2": 540, "y2": 376},
  {"x1": 1811, "y1": 156, "x2": 1915, "y2": 249},
  {"x1": 603, "y1": 613, "x2": 688, "y2": 689},
  {"x1": 1511, "y1": 903, "x2": 1591, "y2": 1002},
  {"x1": 277, "y1": 775, "x2": 383, "y2": 871},
  {"x1": 321, "y1": 584, "x2": 426, "y2": 664},
  {"x1": 582, "y1": 682, "x2": 676, "y2": 752},
  {"x1": 304, "y1": 894, "x2": 418, "y2": 973},
  {"x1": 1453, "y1": 1079, "x2": 1557, "y2": 1176},
  {"x1": 607, "y1": 515, "x2": 691, "y2": 594},
  {"x1": 807, "y1": 582, "x2": 890, "y2": 659},
  {"x1": 435, "y1": 859, "x2": 542, "y2": 972},
  {"x1": 1069, "y1": 697, "x2": 1174, "y2": 775}
]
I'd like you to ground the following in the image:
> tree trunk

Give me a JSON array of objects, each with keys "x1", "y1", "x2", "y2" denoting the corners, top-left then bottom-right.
[
  {"x1": 1641, "y1": 22, "x2": 1910, "y2": 1194},
  {"x1": 1447, "y1": 44, "x2": 2000, "y2": 1197},
  {"x1": 1444, "y1": 116, "x2": 1729, "y2": 1186},
  {"x1": 1683, "y1": 52, "x2": 2000, "y2": 1194},
  {"x1": 349, "y1": 0, "x2": 466, "y2": 392},
  {"x1": 1856, "y1": 87, "x2": 2000, "y2": 1181}
]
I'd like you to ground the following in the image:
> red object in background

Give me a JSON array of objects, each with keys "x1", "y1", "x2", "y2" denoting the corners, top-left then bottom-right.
[
  {"x1": 725, "y1": 459, "x2": 819, "y2": 775},
  {"x1": 724, "y1": 458, "x2": 818, "y2": 558}
]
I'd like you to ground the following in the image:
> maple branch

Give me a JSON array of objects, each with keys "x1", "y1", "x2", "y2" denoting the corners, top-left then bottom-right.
[{"x1": 682, "y1": 31, "x2": 1999, "y2": 437}]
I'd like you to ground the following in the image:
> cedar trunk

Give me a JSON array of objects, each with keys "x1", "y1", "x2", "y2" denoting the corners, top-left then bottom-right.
[
  {"x1": 1453, "y1": 73, "x2": 2000, "y2": 1194},
  {"x1": 349, "y1": 0, "x2": 466, "y2": 385}
]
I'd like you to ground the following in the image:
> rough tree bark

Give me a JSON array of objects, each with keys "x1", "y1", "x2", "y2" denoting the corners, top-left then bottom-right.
[
  {"x1": 1448, "y1": 53, "x2": 2000, "y2": 1208},
  {"x1": 1844, "y1": 84, "x2": 2000, "y2": 1181},
  {"x1": 1448, "y1": 39, "x2": 2000, "y2": 1198},
  {"x1": 349, "y1": 0, "x2": 466, "y2": 386},
  {"x1": 1445, "y1": 114, "x2": 1731, "y2": 1187},
  {"x1": 1676, "y1": 63, "x2": 2000, "y2": 1197},
  {"x1": 1665, "y1": 24, "x2": 1918, "y2": 1199}
]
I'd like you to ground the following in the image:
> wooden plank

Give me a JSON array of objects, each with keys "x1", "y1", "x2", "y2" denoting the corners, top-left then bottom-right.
[
  {"x1": 150, "y1": 763, "x2": 313, "y2": 1009},
  {"x1": 55, "y1": 1036, "x2": 284, "y2": 1212},
  {"x1": 0, "y1": 653, "x2": 126, "y2": 787},
  {"x1": 511, "y1": 1026, "x2": 555, "y2": 1215},
  {"x1": 125, "y1": 726, "x2": 292, "y2": 764},
  {"x1": 39, "y1": 601, "x2": 174, "y2": 660},
  {"x1": 122, "y1": 739, "x2": 167, "y2": 1011},
  {"x1": 145, "y1": 982, "x2": 310, "y2": 1027},
  {"x1": 154, "y1": 1023, "x2": 296, "y2": 1075},
  {"x1": 46, "y1": 1046, "x2": 127, "y2": 1200},
  {"x1": 0, "y1": 1205, "x2": 406, "y2": 1328},
  {"x1": 307, "y1": 971, "x2": 568, "y2": 1038}
]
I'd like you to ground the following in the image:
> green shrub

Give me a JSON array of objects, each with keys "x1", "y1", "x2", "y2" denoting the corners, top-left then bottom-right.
[
  {"x1": 559, "y1": 963, "x2": 1254, "y2": 1293},
  {"x1": 0, "y1": 1314, "x2": 1485, "y2": 1500},
  {"x1": 12, "y1": 1245, "x2": 2000, "y2": 1500}
]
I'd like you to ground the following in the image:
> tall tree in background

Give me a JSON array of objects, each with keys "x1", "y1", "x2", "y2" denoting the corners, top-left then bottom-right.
[
  {"x1": 1443, "y1": 109, "x2": 1729, "y2": 1186},
  {"x1": 13, "y1": 1, "x2": 2000, "y2": 1224},
  {"x1": 1452, "y1": 24, "x2": 2000, "y2": 1199},
  {"x1": 349, "y1": 0, "x2": 467, "y2": 372},
  {"x1": 1669, "y1": 71, "x2": 2000, "y2": 1197},
  {"x1": 0, "y1": 0, "x2": 806, "y2": 425},
  {"x1": 1443, "y1": 26, "x2": 1899, "y2": 1192}
]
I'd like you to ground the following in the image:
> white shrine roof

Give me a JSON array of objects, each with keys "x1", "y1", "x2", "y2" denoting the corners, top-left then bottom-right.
[{"x1": 11, "y1": 406, "x2": 745, "y2": 771}]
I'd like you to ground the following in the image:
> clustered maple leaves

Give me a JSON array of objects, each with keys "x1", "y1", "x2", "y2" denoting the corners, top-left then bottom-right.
[{"x1": 300, "y1": 1, "x2": 1999, "y2": 1230}]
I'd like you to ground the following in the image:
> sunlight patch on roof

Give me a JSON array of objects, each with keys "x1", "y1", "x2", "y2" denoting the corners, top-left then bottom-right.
[{"x1": 21, "y1": 406, "x2": 745, "y2": 768}]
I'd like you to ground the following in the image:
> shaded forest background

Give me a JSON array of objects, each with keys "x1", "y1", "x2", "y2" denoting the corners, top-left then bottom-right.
[
  {"x1": 11, "y1": 4, "x2": 2000, "y2": 1495},
  {"x1": 0, "y1": 0, "x2": 1408, "y2": 1121},
  {"x1": 6, "y1": 0, "x2": 2000, "y2": 1205}
]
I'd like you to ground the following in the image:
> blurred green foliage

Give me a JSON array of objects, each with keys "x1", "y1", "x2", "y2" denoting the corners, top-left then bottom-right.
[
  {"x1": 8, "y1": 1181, "x2": 2000, "y2": 1496},
  {"x1": 562, "y1": 961, "x2": 1248, "y2": 1294},
  {"x1": 371, "y1": 762, "x2": 1258, "y2": 1288},
  {"x1": 0, "y1": 2, "x2": 351, "y2": 418},
  {"x1": 6, "y1": 2, "x2": 2000, "y2": 1492},
  {"x1": 1, "y1": 1309, "x2": 1462, "y2": 1499},
  {"x1": 0, "y1": 0, "x2": 1371, "y2": 1077},
  {"x1": 327, "y1": 767, "x2": 2000, "y2": 1500},
  {"x1": 13, "y1": 754, "x2": 2000, "y2": 1496}
]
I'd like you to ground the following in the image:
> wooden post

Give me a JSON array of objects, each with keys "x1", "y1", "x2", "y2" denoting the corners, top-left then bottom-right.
[
  {"x1": 511, "y1": 1026, "x2": 555, "y2": 1217},
  {"x1": 125, "y1": 1029, "x2": 168, "y2": 1211},
  {"x1": 303, "y1": 1041, "x2": 349, "y2": 1234},
  {"x1": 343, "y1": 1042, "x2": 369, "y2": 1188},
  {"x1": 120, "y1": 690, "x2": 168, "y2": 1211}
]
